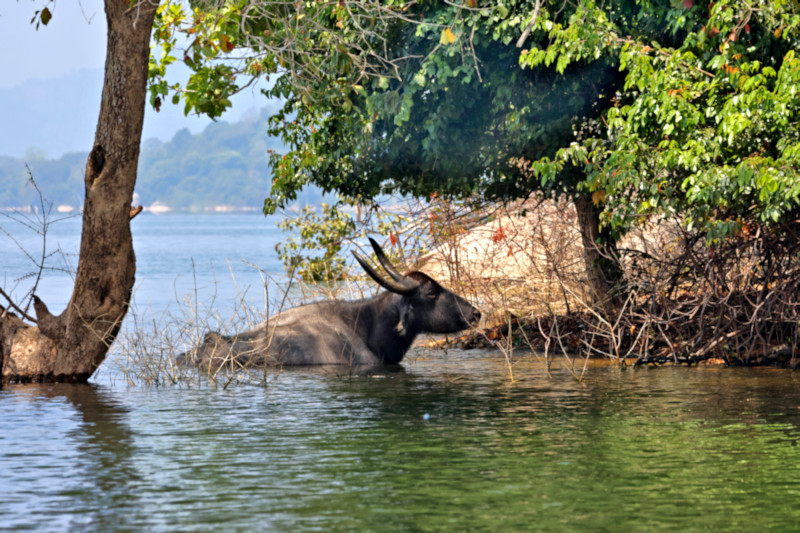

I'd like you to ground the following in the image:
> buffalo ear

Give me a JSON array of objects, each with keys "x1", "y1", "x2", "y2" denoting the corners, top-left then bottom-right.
[{"x1": 421, "y1": 281, "x2": 439, "y2": 300}]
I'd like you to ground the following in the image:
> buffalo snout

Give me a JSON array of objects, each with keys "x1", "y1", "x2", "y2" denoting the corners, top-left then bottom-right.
[{"x1": 470, "y1": 307, "x2": 482, "y2": 325}]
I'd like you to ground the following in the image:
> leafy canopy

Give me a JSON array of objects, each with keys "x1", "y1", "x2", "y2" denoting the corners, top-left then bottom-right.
[
  {"x1": 263, "y1": 0, "x2": 628, "y2": 210},
  {"x1": 149, "y1": 1, "x2": 624, "y2": 212},
  {"x1": 151, "y1": 1, "x2": 800, "y2": 242},
  {"x1": 520, "y1": 0, "x2": 800, "y2": 239}
]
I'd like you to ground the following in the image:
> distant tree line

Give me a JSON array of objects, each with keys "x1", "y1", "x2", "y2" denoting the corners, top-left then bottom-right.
[{"x1": 0, "y1": 107, "x2": 311, "y2": 211}]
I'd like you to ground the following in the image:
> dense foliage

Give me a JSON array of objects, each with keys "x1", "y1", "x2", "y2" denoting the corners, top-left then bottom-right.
[
  {"x1": 153, "y1": 0, "x2": 800, "y2": 243},
  {"x1": 520, "y1": 0, "x2": 800, "y2": 240},
  {"x1": 262, "y1": 2, "x2": 625, "y2": 207},
  {"x1": 150, "y1": 1, "x2": 623, "y2": 212}
]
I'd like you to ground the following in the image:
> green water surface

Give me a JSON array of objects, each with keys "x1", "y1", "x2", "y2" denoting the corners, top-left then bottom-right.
[{"x1": 2, "y1": 351, "x2": 799, "y2": 531}]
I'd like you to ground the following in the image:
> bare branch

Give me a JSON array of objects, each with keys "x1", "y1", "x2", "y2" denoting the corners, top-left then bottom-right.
[
  {"x1": 0, "y1": 288, "x2": 37, "y2": 324},
  {"x1": 516, "y1": 0, "x2": 541, "y2": 48}
]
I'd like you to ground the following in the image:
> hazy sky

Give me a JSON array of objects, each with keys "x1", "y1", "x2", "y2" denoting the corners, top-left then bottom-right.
[
  {"x1": 0, "y1": 1, "x2": 268, "y2": 155},
  {"x1": 0, "y1": 1, "x2": 107, "y2": 89}
]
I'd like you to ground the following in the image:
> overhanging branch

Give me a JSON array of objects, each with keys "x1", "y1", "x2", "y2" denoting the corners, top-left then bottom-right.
[{"x1": 516, "y1": 0, "x2": 541, "y2": 48}]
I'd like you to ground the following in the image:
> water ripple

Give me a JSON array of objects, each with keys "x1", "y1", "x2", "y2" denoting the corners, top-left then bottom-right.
[{"x1": 2, "y1": 358, "x2": 800, "y2": 531}]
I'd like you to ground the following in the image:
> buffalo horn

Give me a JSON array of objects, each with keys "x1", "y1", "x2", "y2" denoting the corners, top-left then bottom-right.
[
  {"x1": 368, "y1": 237, "x2": 404, "y2": 281},
  {"x1": 353, "y1": 251, "x2": 419, "y2": 294}
]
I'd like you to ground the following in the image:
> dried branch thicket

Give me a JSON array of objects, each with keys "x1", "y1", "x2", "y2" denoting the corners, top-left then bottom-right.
[
  {"x1": 107, "y1": 292, "x2": 281, "y2": 388},
  {"x1": 418, "y1": 196, "x2": 800, "y2": 369},
  {"x1": 619, "y1": 221, "x2": 800, "y2": 368},
  {"x1": 107, "y1": 260, "x2": 398, "y2": 387},
  {"x1": 106, "y1": 260, "x2": 303, "y2": 388}
]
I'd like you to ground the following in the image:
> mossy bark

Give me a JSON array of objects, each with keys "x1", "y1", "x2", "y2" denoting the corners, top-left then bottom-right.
[{"x1": 1, "y1": 1, "x2": 157, "y2": 383}]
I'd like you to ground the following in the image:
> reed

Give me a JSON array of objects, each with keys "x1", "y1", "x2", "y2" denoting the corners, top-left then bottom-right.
[{"x1": 106, "y1": 260, "x2": 296, "y2": 387}]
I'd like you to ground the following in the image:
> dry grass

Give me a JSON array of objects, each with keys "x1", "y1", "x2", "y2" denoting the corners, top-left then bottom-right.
[
  {"x1": 106, "y1": 261, "x2": 286, "y2": 387},
  {"x1": 104, "y1": 261, "x2": 388, "y2": 387}
]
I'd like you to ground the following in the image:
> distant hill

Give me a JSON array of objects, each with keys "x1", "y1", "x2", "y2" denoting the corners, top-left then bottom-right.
[
  {"x1": 0, "y1": 69, "x2": 105, "y2": 158},
  {"x1": 0, "y1": 107, "x2": 329, "y2": 211},
  {"x1": 135, "y1": 107, "x2": 282, "y2": 210},
  {"x1": 0, "y1": 67, "x2": 271, "y2": 158},
  {"x1": 0, "y1": 151, "x2": 87, "y2": 209}
]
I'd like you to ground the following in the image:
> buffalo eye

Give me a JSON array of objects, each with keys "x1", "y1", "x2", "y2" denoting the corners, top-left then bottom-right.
[{"x1": 424, "y1": 285, "x2": 439, "y2": 300}]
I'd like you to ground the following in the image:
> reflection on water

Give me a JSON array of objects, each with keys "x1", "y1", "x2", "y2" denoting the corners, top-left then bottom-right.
[
  {"x1": 0, "y1": 383, "x2": 136, "y2": 530},
  {"x1": 3, "y1": 352, "x2": 800, "y2": 531}
]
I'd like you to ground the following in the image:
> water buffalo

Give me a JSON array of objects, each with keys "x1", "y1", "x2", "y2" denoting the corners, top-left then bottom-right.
[{"x1": 182, "y1": 238, "x2": 481, "y2": 368}]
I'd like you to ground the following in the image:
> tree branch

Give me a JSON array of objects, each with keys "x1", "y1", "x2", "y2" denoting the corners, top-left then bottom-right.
[
  {"x1": 33, "y1": 295, "x2": 65, "y2": 341},
  {"x1": 516, "y1": 0, "x2": 541, "y2": 48},
  {"x1": 0, "y1": 288, "x2": 37, "y2": 324}
]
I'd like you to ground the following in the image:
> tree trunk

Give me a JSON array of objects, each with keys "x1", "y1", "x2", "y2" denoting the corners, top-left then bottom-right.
[
  {"x1": 1, "y1": 1, "x2": 157, "y2": 383},
  {"x1": 574, "y1": 194, "x2": 622, "y2": 312}
]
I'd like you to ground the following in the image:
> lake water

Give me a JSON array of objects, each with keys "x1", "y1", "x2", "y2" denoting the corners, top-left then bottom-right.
[
  {"x1": 2, "y1": 212, "x2": 290, "y2": 317},
  {"x1": 3, "y1": 214, "x2": 800, "y2": 531}
]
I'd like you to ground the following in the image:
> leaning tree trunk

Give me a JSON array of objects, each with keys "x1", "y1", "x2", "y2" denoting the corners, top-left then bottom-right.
[
  {"x1": 1, "y1": 1, "x2": 157, "y2": 383},
  {"x1": 574, "y1": 194, "x2": 623, "y2": 313}
]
